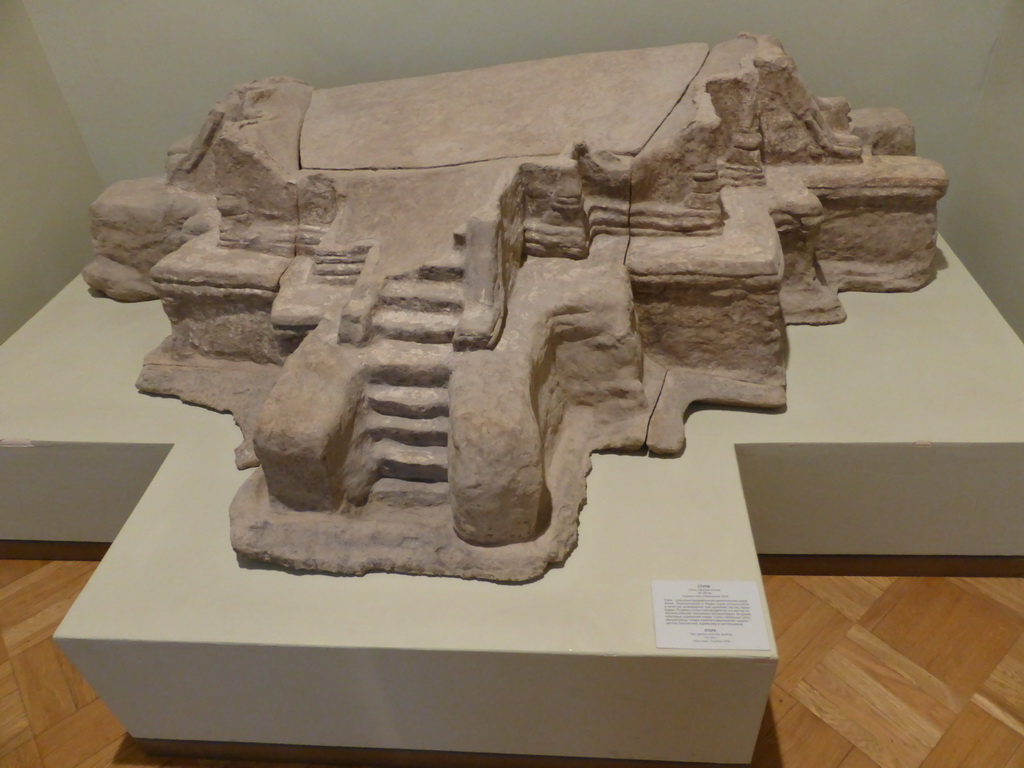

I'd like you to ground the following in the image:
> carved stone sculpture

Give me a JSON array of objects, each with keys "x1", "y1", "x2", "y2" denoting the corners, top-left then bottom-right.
[{"x1": 84, "y1": 35, "x2": 947, "y2": 581}]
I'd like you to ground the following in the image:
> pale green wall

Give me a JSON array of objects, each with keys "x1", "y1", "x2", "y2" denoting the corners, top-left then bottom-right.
[
  {"x1": 941, "y1": 0, "x2": 1024, "y2": 339},
  {"x1": 0, "y1": 0, "x2": 102, "y2": 343}
]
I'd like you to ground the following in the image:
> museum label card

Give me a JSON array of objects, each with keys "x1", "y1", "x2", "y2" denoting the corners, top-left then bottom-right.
[{"x1": 652, "y1": 580, "x2": 771, "y2": 650}]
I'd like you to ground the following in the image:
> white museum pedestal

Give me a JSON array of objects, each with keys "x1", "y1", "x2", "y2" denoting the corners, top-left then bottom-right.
[{"x1": 2, "y1": 238, "x2": 1024, "y2": 764}]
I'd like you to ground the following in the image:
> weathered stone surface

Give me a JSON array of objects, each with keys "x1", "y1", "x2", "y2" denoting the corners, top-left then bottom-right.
[
  {"x1": 88, "y1": 36, "x2": 947, "y2": 581},
  {"x1": 631, "y1": 36, "x2": 754, "y2": 236},
  {"x1": 150, "y1": 232, "x2": 290, "y2": 365},
  {"x1": 766, "y1": 166, "x2": 845, "y2": 325},
  {"x1": 301, "y1": 44, "x2": 709, "y2": 169},
  {"x1": 212, "y1": 79, "x2": 312, "y2": 259},
  {"x1": 449, "y1": 357, "x2": 548, "y2": 545},
  {"x1": 800, "y1": 156, "x2": 948, "y2": 291},
  {"x1": 752, "y1": 36, "x2": 862, "y2": 165},
  {"x1": 136, "y1": 347, "x2": 280, "y2": 468},
  {"x1": 450, "y1": 236, "x2": 645, "y2": 555},
  {"x1": 85, "y1": 177, "x2": 215, "y2": 300},
  {"x1": 851, "y1": 107, "x2": 916, "y2": 156},
  {"x1": 629, "y1": 187, "x2": 786, "y2": 385},
  {"x1": 250, "y1": 319, "x2": 362, "y2": 511},
  {"x1": 647, "y1": 369, "x2": 786, "y2": 455},
  {"x1": 82, "y1": 255, "x2": 159, "y2": 302}
]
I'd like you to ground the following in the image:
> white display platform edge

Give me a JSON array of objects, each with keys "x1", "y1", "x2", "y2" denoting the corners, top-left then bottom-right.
[
  {"x1": 2, "y1": 237, "x2": 1022, "y2": 762},
  {"x1": 0, "y1": 441, "x2": 171, "y2": 542}
]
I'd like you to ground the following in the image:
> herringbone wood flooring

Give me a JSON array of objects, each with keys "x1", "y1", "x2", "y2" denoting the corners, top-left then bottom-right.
[{"x1": 3, "y1": 561, "x2": 1024, "y2": 767}]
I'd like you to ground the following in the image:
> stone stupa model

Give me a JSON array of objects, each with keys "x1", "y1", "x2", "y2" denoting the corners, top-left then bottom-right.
[{"x1": 83, "y1": 34, "x2": 947, "y2": 581}]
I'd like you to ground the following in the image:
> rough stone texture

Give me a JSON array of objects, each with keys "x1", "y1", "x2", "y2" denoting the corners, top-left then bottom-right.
[
  {"x1": 448, "y1": 355, "x2": 548, "y2": 547},
  {"x1": 767, "y1": 166, "x2": 845, "y2": 325},
  {"x1": 150, "y1": 232, "x2": 291, "y2": 365},
  {"x1": 753, "y1": 37, "x2": 862, "y2": 165},
  {"x1": 136, "y1": 347, "x2": 280, "y2": 468},
  {"x1": 448, "y1": 237, "x2": 646, "y2": 567},
  {"x1": 800, "y1": 156, "x2": 947, "y2": 291},
  {"x1": 86, "y1": 35, "x2": 947, "y2": 581},
  {"x1": 251, "y1": 318, "x2": 362, "y2": 511},
  {"x1": 628, "y1": 186, "x2": 786, "y2": 386},
  {"x1": 850, "y1": 107, "x2": 916, "y2": 156},
  {"x1": 212, "y1": 79, "x2": 312, "y2": 259},
  {"x1": 301, "y1": 44, "x2": 709, "y2": 169},
  {"x1": 85, "y1": 177, "x2": 215, "y2": 301}
]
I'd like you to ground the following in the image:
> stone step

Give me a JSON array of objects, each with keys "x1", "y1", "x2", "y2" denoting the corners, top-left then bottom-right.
[
  {"x1": 375, "y1": 440, "x2": 448, "y2": 482},
  {"x1": 316, "y1": 251, "x2": 367, "y2": 265},
  {"x1": 378, "y1": 278, "x2": 464, "y2": 312},
  {"x1": 363, "y1": 412, "x2": 450, "y2": 447},
  {"x1": 313, "y1": 260, "x2": 363, "y2": 278},
  {"x1": 413, "y1": 251, "x2": 465, "y2": 282},
  {"x1": 368, "y1": 478, "x2": 450, "y2": 507},
  {"x1": 365, "y1": 341, "x2": 451, "y2": 387},
  {"x1": 365, "y1": 384, "x2": 449, "y2": 419},
  {"x1": 372, "y1": 308, "x2": 459, "y2": 344}
]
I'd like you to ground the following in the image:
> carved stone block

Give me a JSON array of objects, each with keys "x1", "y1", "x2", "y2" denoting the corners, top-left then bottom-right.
[{"x1": 83, "y1": 35, "x2": 947, "y2": 581}]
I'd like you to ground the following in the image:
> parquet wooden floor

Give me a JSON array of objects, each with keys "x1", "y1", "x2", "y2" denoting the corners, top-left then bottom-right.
[{"x1": 3, "y1": 561, "x2": 1024, "y2": 768}]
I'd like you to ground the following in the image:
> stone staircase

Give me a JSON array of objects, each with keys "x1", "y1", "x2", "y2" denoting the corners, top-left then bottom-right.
[
  {"x1": 359, "y1": 251, "x2": 466, "y2": 507},
  {"x1": 313, "y1": 240, "x2": 373, "y2": 282}
]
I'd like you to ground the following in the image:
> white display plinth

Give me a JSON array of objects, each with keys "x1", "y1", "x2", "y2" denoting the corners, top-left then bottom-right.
[
  {"x1": 2, "y1": 237, "x2": 1023, "y2": 764},
  {"x1": 0, "y1": 275, "x2": 775, "y2": 763},
  {"x1": 708, "y1": 242, "x2": 1024, "y2": 557}
]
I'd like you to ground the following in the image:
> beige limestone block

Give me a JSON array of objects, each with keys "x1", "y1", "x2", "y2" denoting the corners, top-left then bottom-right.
[
  {"x1": 311, "y1": 162, "x2": 516, "y2": 285},
  {"x1": 251, "y1": 321, "x2": 362, "y2": 512},
  {"x1": 850, "y1": 107, "x2": 917, "y2": 156},
  {"x1": 85, "y1": 177, "x2": 214, "y2": 301},
  {"x1": 81, "y1": 256, "x2": 160, "y2": 302},
  {"x1": 765, "y1": 166, "x2": 845, "y2": 325},
  {"x1": 148, "y1": 233, "x2": 291, "y2": 365},
  {"x1": 629, "y1": 187, "x2": 785, "y2": 385},
  {"x1": 301, "y1": 44, "x2": 708, "y2": 169},
  {"x1": 448, "y1": 353, "x2": 548, "y2": 546},
  {"x1": 798, "y1": 156, "x2": 949, "y2": 291},
  {"x1": 84, "y1": 35, "x2": 949, "y2": 582}
]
